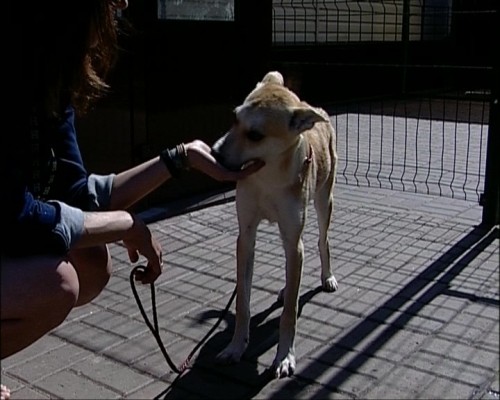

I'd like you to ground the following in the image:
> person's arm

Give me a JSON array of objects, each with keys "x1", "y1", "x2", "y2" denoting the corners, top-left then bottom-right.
[
  {"x1": 73, "y1": 210, "x2": 138, "y2": 247},
  {"x1": 108, "y1": 140, "x2": 264, "y2": 211},
  {"x1": 73, "y1": 210, "x2": 162, "y2": 284},
  {"x1": 108, "y1": 156, "x2": 169, "y2": 211}
]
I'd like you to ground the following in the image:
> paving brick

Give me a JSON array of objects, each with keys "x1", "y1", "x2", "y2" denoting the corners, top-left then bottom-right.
[
  {"x1": 297, "y1": 315, "x2": 351, "y2": 342},
  {"x1": 299, "y1": 360, "x2": 377, "y2": 396},
  {"x1": 81, "y1": 309, "x2": 149, "y2": 339},
  {"x1": 477, "y1": 329, "x2": 500, "y2": 352},
  {"x1": 418, "y1": 378, "x2": 478, "y2": 399},
  {"x1": 437, "y1": 312, "x2": 498, "y2": 345},
  {"x1": 422, "y1": 337, "x2": 499, "y2": 371},
  {"x1": 2, "y1": 335, "x2": 66, "y2": 368},
  {"x1": 101, "y1": 331, "x2": 166, "y2": 366},
  {"x1": 0, "y1": 374, "x2": 24, "y2": 392},
  {"x1": 377, "y1": 365, "x2": 437, "y2": 394},
  {"x1": 51, "y1": 321, "x2": 126, "y2": 353},
  {"x1": 9, "y1": 386, "x2": 51, "y2": 399},
  {"x1": 133, "y1": 339, "x2": 189, "y2": 380},
  {"x1": 7, "y1": 343, "x2": 93, "y2": 383},
  {"x1": 363, "y1": 382, "x2": 418, "y2": 400},
  {"x1": 70, "y1": 355, "x2": 155, "y2": 395},
  {"x1": 490, "y1": 372, "x2": 500, "y2": 393},
  {"x1": 258, "y1": 376, "x2": 355, "y2": 399},
  {"x1": 35, "y1": 370, "x2": 121, "y2": 399},
  {"x1": 123, "y1": 380, "x2": 179, "y2": 399}
]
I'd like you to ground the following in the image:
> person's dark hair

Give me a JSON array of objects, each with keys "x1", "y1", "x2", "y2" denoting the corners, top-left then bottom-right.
[{"x1": 22, "y1": 0, "x2": 126, "y2": 118}]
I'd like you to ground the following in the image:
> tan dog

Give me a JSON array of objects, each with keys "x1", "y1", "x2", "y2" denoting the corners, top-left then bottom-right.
[{"x1": 211, "y1": 71, "x2": 338, "y2": 378}]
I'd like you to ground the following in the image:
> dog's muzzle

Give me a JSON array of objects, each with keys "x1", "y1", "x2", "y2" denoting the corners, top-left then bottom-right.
[
  {"x1": 210, "y1": 146, "x2": 226, "y2": 166},
  {"x1": 211, "y1": 138, "x2": 240, "y2": 171},
  {"x1": 212, "y1": 149, "x2": 244, "y2": 172}
]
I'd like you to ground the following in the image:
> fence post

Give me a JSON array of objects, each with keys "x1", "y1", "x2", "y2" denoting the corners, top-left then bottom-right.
[
  {"x1": 401, "y1": 0, "x2": 410, "y2": 94},
  {"x1": 234, "y1": 0, "x2": 273, "y2": 97},
  {"x1": 481, "y1": 62, "x2": 499, "y2": 228}
]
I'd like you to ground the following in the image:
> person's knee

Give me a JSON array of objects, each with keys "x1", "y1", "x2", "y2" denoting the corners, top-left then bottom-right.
[
  {"x1": 70, "y1": 245, "x2": 112, "y2": 306},
  {"x1": 24, "y1": 262, "x2": 79, "y2": 331},
  {"x1": 40, "y1": 261, "x2": 79, "y2": 328},
  {"x1": 0, "y1": 258, "x2": 79, "y2": 359}
]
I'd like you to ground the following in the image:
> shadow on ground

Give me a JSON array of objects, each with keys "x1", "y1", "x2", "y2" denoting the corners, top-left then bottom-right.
[{"x1": 155, "y1": 287, "x2": 324, "y2": 399}]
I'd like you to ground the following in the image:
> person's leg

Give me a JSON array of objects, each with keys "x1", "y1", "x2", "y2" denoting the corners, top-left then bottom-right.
[
  {"x1": 1, "y1": 245, "x2": 112, "y2": 359},
  {"x1": 0, "y1": 254, "x2": 79, "y2": 359},
  {"x1": 69, "y1": 245, "x2": 112, "y2": 306}
]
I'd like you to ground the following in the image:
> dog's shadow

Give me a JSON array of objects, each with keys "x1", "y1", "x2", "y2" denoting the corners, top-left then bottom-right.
[{"x1": 155, "y1": 286, "x2": 323, "y2": 400}]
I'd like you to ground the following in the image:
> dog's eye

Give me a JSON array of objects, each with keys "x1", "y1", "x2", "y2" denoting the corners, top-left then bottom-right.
[{"x1": 246, "y1": 130, "x2": 264, "y2": 142}]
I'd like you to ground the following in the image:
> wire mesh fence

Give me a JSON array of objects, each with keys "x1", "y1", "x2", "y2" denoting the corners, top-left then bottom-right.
[
  {"x1": 329, "y1": 94, "x2": 489, "y2": 202},
  {"x1": 273, "y1": 0, "x2": 453, "y2": 44},
  {"x1": 270, "y1": 0, "x2": 495, "y2": 203}
]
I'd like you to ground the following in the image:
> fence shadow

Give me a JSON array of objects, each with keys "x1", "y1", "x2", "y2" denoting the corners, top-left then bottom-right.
[{"x1": 268, "y1": 225, "x2": 499, "y2": 399}]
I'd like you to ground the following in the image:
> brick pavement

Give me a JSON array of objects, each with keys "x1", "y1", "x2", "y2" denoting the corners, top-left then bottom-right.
[{"x1": 1, "y1": 184, "x2": 499, "y2": 399}]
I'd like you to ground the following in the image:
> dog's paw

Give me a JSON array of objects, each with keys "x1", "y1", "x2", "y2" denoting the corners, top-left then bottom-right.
[
  {"x1": 215, "y1": 341, "x2": 247, "y2": 365},
  {"x1": 272, "y1": 353, "x2": 296, "y2": 378},
  {"x1": 322, "y1": 275, "x2": 338, "y2": 292}
]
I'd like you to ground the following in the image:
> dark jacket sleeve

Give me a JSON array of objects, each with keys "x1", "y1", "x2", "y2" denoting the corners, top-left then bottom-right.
[
  {"x1": 2, "y1": 107, "x2": 84, "y2": 256},
  {"x1": 49, "y1": 107, "x2": 115, "y2": 211}
]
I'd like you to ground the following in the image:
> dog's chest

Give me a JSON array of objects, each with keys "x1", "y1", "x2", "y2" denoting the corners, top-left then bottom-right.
[
  {"x1": 238, "y1": 178, "x2": 307, "y2": 224},
  {"x1": 257, "y1": 194, "x2": 281, "y2": 223}
]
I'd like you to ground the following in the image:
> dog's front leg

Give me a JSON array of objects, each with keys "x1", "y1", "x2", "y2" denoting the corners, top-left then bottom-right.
[
  {"x1": 274, "y1": 219, "x2": 304, "y2": 378},
  {"x1": 215, "y1": 220, "x2": 258, "y2": 364}
]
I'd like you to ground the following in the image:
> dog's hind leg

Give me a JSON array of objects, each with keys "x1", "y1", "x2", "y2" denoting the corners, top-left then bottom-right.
[{"x1": 314, "y1": 182, "x2": 338, "y2": 293}]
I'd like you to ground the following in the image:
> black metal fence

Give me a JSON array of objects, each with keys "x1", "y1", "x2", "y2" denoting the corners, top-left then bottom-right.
[
  {"x1": 330, "y1": 95, "x2": 489, "y2": 202},
  {"x1": 272, "y1": 0, "x2": 452, "y2": 44},
  {"x1": 269, "y1": 0, "x2": 498, "y2": 224}
]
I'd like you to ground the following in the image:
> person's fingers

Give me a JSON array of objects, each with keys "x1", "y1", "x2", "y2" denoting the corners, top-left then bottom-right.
[
  {"x1": 133, "y1": 264, "x2": 158, "y2": 285},
  {"x1": 140, "y1": 262, "x2": 161, "y2": 284},
  {"x1": 1, "y1": 384, "x2": 11, "y2": 400},
  {"x1": 195, "y1": 140, "x2": 211, "y2": 152},
  {"x1": 127, "y1": 248, "x2": 139, "y2": 263},
  {"x1": 133, "y1": 268, "x2": 145, "y2": 282},
  {"x1": 139, "y1": 247, "x2": 163, "y2": 285}
]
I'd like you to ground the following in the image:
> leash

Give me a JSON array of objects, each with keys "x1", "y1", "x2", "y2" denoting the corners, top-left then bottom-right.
[{"x1": 130, "y1": 265, "x2": 237, "y2": 375}]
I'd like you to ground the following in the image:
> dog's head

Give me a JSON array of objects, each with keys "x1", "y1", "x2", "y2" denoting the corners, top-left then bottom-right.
[{"x1": 211, "y1": 71, "x2": 327, "y2": 171}]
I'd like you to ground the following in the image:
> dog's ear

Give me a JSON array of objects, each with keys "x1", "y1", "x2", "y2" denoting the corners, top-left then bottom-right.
[{"x1": 289, "y1": 107, "x2": 328, "y2": 133}]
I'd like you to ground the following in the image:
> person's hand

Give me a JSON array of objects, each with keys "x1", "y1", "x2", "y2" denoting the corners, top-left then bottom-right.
[
  {"x1": 1, "y1": 384, "x2": 10, "y2": 400},
  {"x1": 123, "y1": 214, "x2": 163, "y2": 284},
  {"x1": 185, "y1": 140, "x2": 264, "y2": 181}
]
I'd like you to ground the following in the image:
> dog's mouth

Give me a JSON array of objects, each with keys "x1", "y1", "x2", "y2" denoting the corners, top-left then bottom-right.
[
  {"x1": 241, "y1": 160, "x2": 258, "y2": 170},
  {"x1": 211, "y1": 148, "x2": 256, "y2": 172}
]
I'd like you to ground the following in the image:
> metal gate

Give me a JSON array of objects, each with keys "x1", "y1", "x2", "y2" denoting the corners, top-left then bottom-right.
[{"x1": 269, "y1": 0, "x2": 498, "y2": 226}]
